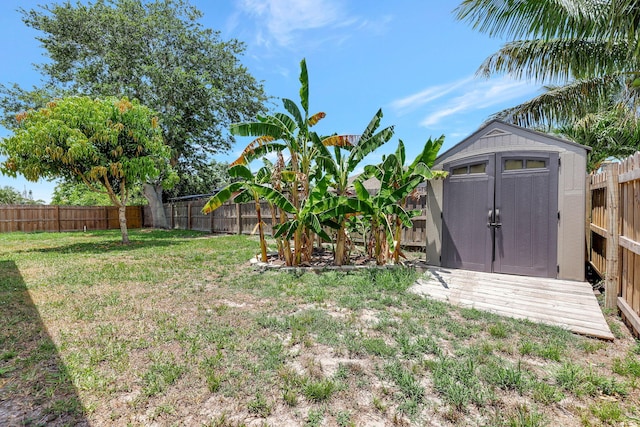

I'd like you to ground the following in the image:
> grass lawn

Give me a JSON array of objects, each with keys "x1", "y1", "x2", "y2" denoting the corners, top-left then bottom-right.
[{"x1": 1, "y1": 229, "x2": 639, "y2": 426}]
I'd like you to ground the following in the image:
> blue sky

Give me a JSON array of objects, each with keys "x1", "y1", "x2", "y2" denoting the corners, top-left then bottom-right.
[{"x1": 0, "y1": 0, "x2": 541, "y2": 202}]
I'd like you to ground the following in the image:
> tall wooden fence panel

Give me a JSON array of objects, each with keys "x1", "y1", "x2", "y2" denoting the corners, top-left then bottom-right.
[
  {"x1": 0, "y1": 205, "x2": 143, "y2": 233},
  {"x1": 152, "y1": 195, "x2": 430, "y2": 249},
  {"x1": 587, "y1": 153, "x2": 640, "y2": 337}
]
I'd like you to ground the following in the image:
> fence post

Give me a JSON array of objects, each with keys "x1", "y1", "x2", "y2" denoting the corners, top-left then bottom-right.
[
  {"x1": 585, "y1": 174, "x2": 592, "y2": 264},
  {"x1": 236, "y1": 203, "x2": 242, "y2": 235},
  {"x1": 55, "y1": 205, "x2": 61, "y2": 232},
  {"x1": 209, "y1": 204, "x2": 215, "y2": 234},
  {"x1": 187, "y1": 202, "x2": 192, "y2": 231},
  {"x1": 605, "y1": 163, "x2": 620, "y2": 309}
]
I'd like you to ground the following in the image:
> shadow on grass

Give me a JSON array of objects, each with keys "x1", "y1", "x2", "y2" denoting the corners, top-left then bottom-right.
[
  {"x1": 0, "y1": 260, "x2": 88, "y2": 426},
  {"x1": 16, "y1": 228, "x2": 210, "y2": 255}
]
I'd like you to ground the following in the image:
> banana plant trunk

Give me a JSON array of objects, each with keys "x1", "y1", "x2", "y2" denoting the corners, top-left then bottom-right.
[
  {"x1": 392, "y1": 216, "x2": 403, "y2": 263},
  {"x1": 254, "y1": 197, "x2": 268, "y2": 262},
  {"x1": 334, "y1": 221, "x2": 347, "y2": 266},
  {"x1": 280, "y1": 210, "x2": 293, "y2": 266},
  {"x1": 270, "y1": 204, "x2": 284, "y2": 260}
]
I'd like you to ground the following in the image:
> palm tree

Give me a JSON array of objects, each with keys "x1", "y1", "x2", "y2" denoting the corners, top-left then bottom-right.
[{"x1": 455, "y1": 0, "x2": 640, "y2": 129}]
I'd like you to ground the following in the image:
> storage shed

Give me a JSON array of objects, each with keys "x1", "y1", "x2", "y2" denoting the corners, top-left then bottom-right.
[{"x1": 425, "y1": 120, "x2": 589, "y2": 281}]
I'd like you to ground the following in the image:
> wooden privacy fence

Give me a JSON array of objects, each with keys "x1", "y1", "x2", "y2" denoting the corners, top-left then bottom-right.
[
  {"x1": 0, "y1": 205, "x2": 143, "y2": 233},
  {"x1": 151, "y1": 195, "x2": 430, "y2": 249},
  {"x1": 587, "y1": 152, "x2": 640, "y2": 337}
]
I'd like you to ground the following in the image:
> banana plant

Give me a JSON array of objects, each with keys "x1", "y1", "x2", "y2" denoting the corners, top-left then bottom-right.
[
  {"x1": 227, "y1": 58, "x2": 350, "y2": 265},
  {"x1": 312, "y1": 109, "x2": 394, "y2": 265},
  {"x1": 356, "y1": 136, "x2": 447, "y2": 264},
  {"x1": 202, "y1": 163, "x2": 286, "y2": 262}
]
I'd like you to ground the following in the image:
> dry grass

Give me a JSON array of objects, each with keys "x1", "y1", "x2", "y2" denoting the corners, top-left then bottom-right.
[{"x1": 1, "y1": 229, "x2": 639, "y2": 426}]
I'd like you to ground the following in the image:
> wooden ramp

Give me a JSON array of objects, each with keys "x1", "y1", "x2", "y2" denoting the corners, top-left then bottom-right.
[{"x1": 410, "y1": 267, "x2": 614, "y2": 340}]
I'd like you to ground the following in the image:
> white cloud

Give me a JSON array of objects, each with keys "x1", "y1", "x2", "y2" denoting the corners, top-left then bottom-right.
[
  {"x1": 390, "y1": 77, "x2": 474, "y2": 113},
  {"x1": 416, "y1": 77, "x2": 538, "y2": 127},
  {"x1": 233, "y1": 0, "x2": 391, "y2": 50},
  {"x1": 237, "y1": 0, "x2": 346, "y2": 47}
]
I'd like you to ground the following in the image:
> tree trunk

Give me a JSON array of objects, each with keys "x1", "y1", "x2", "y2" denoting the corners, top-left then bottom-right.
[
  {"x1": 143, "y1": 183, "x2": 169, "y2": 229},
  {"x1": 118, "y1": 204, "x2": 130, "y2": 244}
]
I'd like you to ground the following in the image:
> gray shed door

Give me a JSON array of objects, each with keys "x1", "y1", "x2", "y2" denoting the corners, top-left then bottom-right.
[{"x1": 442, "y1": 152, "x2": 558, "y2": 278}]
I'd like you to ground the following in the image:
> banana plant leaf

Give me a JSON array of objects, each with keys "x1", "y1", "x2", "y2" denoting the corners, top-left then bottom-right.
[{"x1": 202, "y1": 181, "x2": 244, "y2": 214}]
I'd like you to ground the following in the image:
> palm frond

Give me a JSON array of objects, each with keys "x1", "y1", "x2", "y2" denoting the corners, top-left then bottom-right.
[
  {"x1": 479, "y1": 38, "x2": 632, "y2": 82},
  {"x1": 492, "y1": 75, "x2": 625, "y2": 127},
  {"x1": 455, "y1": 0, "x2": 611, "y2": 41}
]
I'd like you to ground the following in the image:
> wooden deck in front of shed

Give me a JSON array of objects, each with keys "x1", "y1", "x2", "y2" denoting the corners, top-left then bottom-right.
[{"x1": 410, "y1": 267, "x2": 614, "y2": 340}]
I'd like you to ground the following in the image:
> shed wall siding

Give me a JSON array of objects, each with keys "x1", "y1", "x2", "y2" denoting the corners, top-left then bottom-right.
[
  {"x1": 426, "y1": 178, "x2": 443, "y2": 266},
  {"x1": 557, "y1": 148, "x2": 588, "y2": 281}
]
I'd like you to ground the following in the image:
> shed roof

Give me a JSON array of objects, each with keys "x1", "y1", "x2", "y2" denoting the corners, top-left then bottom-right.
[{"x1": 435, "y1": 120, "x2": 590, "y2": 165}]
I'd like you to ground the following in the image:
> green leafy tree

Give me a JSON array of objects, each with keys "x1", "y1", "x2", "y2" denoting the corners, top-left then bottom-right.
[
  {"x1": 0, "y1": 185, "x2": 44, "y2": 205},
  {"x1": 51, "y1": 180, "x2": 147, "y2": 206},
  {"x1": 163, "y1": 160, "x2": 231, "y2": 200},
  {"x1": 1, "y1": 0, "x2": 266, "y2": 227},
  {"x1": 1, "y1": 96, "x2": 174, "y2": 243}
]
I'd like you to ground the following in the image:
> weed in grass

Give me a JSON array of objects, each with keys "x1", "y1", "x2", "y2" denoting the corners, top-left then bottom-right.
[
  {"x1": 518, "y1": 339, "x2": 564, "y2": 362},
  {"x1": 488, "y1": 322, "x2": 509, "y2": 339},
  {"x1": 253, "y1": 339, "x2": 285, "y2": 371},
  {"x1": 205, "y1": 412, "x2": 248, "y2": 427},
  {"x1": 200, "y1": 355, "x2": 225, "y2": 393},
  {"x1": 459, "y1": 307, "x2": 485, "y2": 320},
  {"x1": 141, "y1": 353, "x2": 186, "y2": 397},
  {"x1": 335, "y1": 410, "x2": 353, "y2": 427},
  {"x1": 383, "y1": 361, "x2": 424, "y2": 415},
  {"x1": 483, "y1": 360, "x2": 529, "y2": 393},
  {"x1": 282, "y1": 388, "x2": 298, "y2": 406},
  {"x1": 556, "y1": 363, "x2": 627, "y2": 397},
  {"x1": 579, "y1": 339, "x2": 606, "y2": 354},
  {"x1": 306, "y1": 408, "x2": 324, "y2": 427},
  {"x1": 632, "y1": 340, "x2": 640, "y2": 355},
  {"x1": 304, "y1": 378, "x2": 336, "y2": 402},
  {"x1": 444, "y1": 320, "x2": 477, "y2": 339},
  {"x1": 0, "y1": 349, "x2": 17, "y2": 361},
  {"x1": 612, "y1": 356, "x2": 640, "y2": 378},
  {"x1": 247, "y1": 392, "x2": 272, "y2": 417},
  {"x1": 362, "y1": 337, "x2": 395, "y2": 357},
  {"x1": 503, "y1": 405, "x2": 546, "y2": 427},
  {"x1": 47, "y1": 396, "x2": 83, "y2": 417},
  {"x1": 531, "y1": 381, "x2": 565, "y2": 404},
  {"x1": 607, "y1": 320, "x2": 626, "y2": 339},
  {"x1": 430, "y1": 356, "x2": 489, "y2": 409},
  {"x1": 590, "y1": 401, "x2": 623, "y2": 424},
  {"x1": 152, "y1": 403, "x2": 176, "y2": 419},
  {"x1": 372, "y1": 395, "x2": 387, "y2": 413}
]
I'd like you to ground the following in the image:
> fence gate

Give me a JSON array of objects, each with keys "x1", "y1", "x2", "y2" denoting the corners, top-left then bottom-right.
[{"x1": 442, "y1": 151, "x2": 558, "y2": 278}]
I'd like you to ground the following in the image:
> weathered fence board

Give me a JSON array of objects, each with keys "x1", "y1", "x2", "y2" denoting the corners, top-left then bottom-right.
[
  {"x1": 154, "y1": 195, "x2": 430, "y2": 249},
  {"x1": 0, "y1": 205, "x2": 143, "y2": 233},
  {"x1": 587, "y1": 153, "x2": 640, "y2": 337}
]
